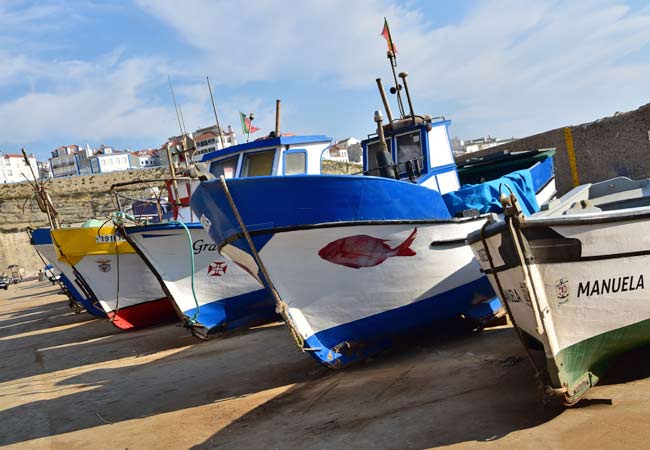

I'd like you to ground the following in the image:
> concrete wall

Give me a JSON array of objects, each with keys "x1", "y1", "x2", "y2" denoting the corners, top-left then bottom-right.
[
  {"x1": 0, "y1": 168, "x2": 170, "y2": 275},
  {"x1": 457, "y1": 103, "x2": 650, "y2": 195}
]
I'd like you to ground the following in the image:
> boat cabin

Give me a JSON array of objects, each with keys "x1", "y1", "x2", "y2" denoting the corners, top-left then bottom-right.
[
  {"x1": 361, "y1": 118, "x2": 460, "y2": 194},
  {"x1": 200, "y1": 134, "x2": 332, "y2": 179}
]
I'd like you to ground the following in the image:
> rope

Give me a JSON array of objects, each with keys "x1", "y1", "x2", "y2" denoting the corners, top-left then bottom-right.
[
  {"x1": 104, "y1": 212, "x2": 137, "y2": 322},
  {"x1": 479, "y1": 219, "x2": 544, "y2": 391},
  {"x1": 218, "y1": 175, "x2": 308, "y2": 350},
  {"x1": 169, "y1": 220, "x2": 200, "y2": 325}
]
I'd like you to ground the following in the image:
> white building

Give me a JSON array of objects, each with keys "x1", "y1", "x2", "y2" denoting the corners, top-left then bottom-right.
[
  {"x1": 49, "y1": 145, "x2": 85, "y2": 177},
  {"x1": 130, "y1": 149, "x2": 161, "y2": 168},
  {"x1": 37, "y1": 160, "x2": 52, "y2": 179},
  {"x1": 88, "y1": 148, "x2": 131, "y2": 174},
  {"x1": 323, "y1": 137, "x2": 362, "y2": 163},
  {"x1": 192, "y1": 125, "x2": 237, "y2": 162},
  {"x1": 0, "y1": 153, "x2": 38, "y2": 183},
  {"x1": 462, "y1": 136, "x2": 517, "y2": 154}
]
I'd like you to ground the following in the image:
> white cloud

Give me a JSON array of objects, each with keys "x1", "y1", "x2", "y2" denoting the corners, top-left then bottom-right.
[
  {"x1": 1, "y1": 0, "x2": 649, "y2": 158},
  {"x1": 137, "y1": 0, "x2": 650, "y2": 138}
]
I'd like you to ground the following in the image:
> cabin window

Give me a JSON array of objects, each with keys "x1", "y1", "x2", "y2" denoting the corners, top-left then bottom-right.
[
  {"x1": 242, "y1": 150, "x2": 275, "y2": 177},
  {"x1": 396, "y1": 131, "x2": 423, "y2": 168},
  {"x1": 366, "y1": 140, "x2": 392, "y2": 175},
  {"x1": 284, "y1": 150, "x2": 307, "y2": 175},
  {"x1": 209, "y1": 155, "x2": 239, "y2": 179}
]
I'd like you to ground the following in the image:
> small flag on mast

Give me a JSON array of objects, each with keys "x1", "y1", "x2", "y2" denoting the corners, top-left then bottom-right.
[
  {"x1": 381, "y1": 18, "x2": 398, "y2": 54},
  {"x1": 240, "y1": 112, "x2": 260, "y2": 136}
]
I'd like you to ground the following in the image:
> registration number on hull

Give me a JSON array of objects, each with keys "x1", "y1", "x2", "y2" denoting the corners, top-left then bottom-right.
[{"x1": 96, "y1": 235, "x2": 125, "y2": 243}]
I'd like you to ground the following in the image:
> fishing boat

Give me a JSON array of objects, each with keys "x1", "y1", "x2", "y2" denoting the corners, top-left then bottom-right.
[
  {"x1": 468, "y1": 176, "x2": 650, "y2": 404},
  {"x1": 190, "y1": 65, "x2": 556, "y2": 367},
  {"x1": 50, "y1": 220, "x2": 177, "y2": 330},
  {"x1": 111, "y1": 101, "x2": 331, "y2": 337},
  {"x1": 30, "y1": 228, "x2": 106, "y2": 316}
]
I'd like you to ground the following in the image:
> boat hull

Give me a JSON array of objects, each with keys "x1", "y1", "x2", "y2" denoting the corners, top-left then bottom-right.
[
  {"x1": 469, "y1": 217, "x2": 650, "y2": 403},
  {"x1": 51, "y1": 226, "x2": 177, "y2": 330},
  {"x1": 124, "y1": 222, "x2": 278, "y2": 338},
  {"x1": 191, "y1": 175, "x2": 501, "y2": 368},
  {"x1": 31, "y1": 228, "x2": 105, "y2": 317}
]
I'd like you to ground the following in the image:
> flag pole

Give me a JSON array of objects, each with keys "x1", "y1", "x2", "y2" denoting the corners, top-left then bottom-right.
[{"x1": 384, "y1": 18, "x2": 405, "y2": 119}]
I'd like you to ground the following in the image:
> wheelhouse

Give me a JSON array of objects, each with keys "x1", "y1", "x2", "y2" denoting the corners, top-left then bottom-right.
[
  {"x1": 361, "y1": 119, "x2": 460, "y2": 194},
  {"x1": 201, "y1": 135, "x2": 332, "y2": 179}
]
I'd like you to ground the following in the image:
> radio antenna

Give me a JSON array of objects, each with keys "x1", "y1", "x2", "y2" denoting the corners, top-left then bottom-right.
[
  {"x1": 167, "y1": 75, "x2": 184, "y2": 138},
  {"x1": 206, "y1": 76, "x2": 226, "y2": 150}
]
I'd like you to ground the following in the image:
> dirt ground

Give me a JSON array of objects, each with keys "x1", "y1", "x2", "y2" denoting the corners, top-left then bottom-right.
[{"x1": 1, "y1": 281, "x2": 650, "y2": 450}]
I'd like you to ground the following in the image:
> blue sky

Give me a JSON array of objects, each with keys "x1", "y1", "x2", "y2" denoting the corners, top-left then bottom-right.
[{"x1": 1, "y1": 0, "x2": 649, "y2": 160}]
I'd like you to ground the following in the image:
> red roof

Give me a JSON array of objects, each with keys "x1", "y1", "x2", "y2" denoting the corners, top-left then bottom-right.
[
  {"x1": 130, "y1": 149, "x2": 158, "y2": 156},
  {"x1": 4, "y1": 154, "x2": 25, "y2": 159},
  {"x1": 195, "y1": 131, "x2": 218, "y2": 142}
]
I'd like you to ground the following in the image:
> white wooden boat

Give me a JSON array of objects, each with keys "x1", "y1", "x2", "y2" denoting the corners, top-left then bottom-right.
[{"x1": 468, "y1": 176, "x2": 650, "y2": 404}]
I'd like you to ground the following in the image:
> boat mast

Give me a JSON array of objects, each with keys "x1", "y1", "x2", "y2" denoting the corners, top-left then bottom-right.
[
  {"x1": 21, "y1": 148, "x2": 59, "y2": 229},
  {"x1": 206, "y1": 76, "x2": 226, "y2": 150}
]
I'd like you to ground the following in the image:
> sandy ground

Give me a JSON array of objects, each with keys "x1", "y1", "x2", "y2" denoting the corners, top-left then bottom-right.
[{"x1": 1, "y1": 281, "x2": 650, "y2": 450}]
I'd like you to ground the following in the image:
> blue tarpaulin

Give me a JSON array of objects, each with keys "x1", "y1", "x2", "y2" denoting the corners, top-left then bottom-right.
[{"x1": 443, "y1": 168, "x2": 540, "y2": 217}]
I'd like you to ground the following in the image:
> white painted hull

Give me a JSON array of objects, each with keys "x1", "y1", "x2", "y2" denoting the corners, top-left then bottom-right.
[
  {"x1": 125, "y1": 224, "x2": 275, "y2": 336},
  {"x1": 470, "y1": 215, "x2": 650, "y2": 402},
  {"x1": 222, "y1": 219, "x2": 499, "y2": 367},
  {"x1": 74, "y1": 251, "x2": 167, "y2": 314}
]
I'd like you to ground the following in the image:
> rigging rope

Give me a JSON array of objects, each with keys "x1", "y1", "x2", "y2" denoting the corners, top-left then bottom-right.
[{"x1": 169, "y1": 220, "x2": 200, "y2": 325}]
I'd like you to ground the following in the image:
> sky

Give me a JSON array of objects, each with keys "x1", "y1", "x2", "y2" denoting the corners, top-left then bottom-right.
[{"x1": 1, "y1": 0, "x2": 649, "y2": 160}]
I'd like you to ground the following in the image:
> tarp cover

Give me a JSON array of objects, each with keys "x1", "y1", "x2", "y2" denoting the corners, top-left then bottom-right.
[{"x1": 442, "y1": 168, "x2": 540, "y2": 217}]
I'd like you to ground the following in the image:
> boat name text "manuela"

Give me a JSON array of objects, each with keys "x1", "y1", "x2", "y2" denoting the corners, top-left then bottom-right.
[
  {"x1": 193, "y1": 239, "x2": 218, "y2": 255},
  {"x1": 577, "y1": 275, "x2": 645, "y2": 298}
]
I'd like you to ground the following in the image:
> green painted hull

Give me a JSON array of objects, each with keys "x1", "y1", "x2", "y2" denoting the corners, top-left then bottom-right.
[{"x1": 548, "y1": 317, "x2": 650, "y2": 402}]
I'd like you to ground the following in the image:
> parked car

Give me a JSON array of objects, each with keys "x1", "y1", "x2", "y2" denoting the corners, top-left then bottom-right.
[{"x1": 0, "y1": 276, "x2": 9, "y2": 290}]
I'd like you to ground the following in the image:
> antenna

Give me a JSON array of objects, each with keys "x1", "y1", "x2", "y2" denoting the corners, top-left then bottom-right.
[
  {"x1": 167, "y1": 75, "x2": 184, "y2": 138},
  {"x1": 178, "y1": 104, "x2": 188, "y2": 135},
  {"x1": 206, "y1": 76, "x2": 226, "y2": 149}
]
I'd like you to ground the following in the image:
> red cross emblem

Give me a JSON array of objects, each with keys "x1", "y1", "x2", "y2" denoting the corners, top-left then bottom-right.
[{"x1": 208, "y1": 261, "x2": 228, "y2": 277}]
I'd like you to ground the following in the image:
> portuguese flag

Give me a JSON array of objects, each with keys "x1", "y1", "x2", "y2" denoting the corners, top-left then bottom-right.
[
  {"x1": 381, "y1": 18, "x2": 398, "y2": 54},
  {"x1": 240, "y1": 112, "x2": 260, "y2": 135}
]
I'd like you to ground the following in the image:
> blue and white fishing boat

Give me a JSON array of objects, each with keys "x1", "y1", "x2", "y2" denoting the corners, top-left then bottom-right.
[
  {"x1": 30, "y1": 227, "x2": 105, "y2": 317},
  {"x1": 190, "y1": 71, "x2": 556, "y2": 367},
  {"x1": 119, "y1": 133, "x2": 333, "y2": 338}
]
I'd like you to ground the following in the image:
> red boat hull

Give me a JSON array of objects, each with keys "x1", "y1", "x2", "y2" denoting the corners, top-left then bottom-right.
[{"x1": 106, "y1": 297, "x2": 178, "y2": 330}]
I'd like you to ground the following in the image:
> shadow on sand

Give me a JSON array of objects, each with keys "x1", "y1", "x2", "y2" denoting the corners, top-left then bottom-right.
[
  {"x1": 187, "y1": 324, "x2": 567, "y2": 450},
  {"x1": 0, "y1": 323, "x2": 317, "y2": 447}
]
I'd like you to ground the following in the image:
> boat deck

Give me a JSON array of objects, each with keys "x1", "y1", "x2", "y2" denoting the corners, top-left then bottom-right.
[{"x1": 1, "y1": 280, "x2": 650, "y2": 449}]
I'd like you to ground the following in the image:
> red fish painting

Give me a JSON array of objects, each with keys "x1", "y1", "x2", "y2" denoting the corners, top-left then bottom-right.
[{"x1": 318, "y1": 228, "x2": 417, "y2": 269}]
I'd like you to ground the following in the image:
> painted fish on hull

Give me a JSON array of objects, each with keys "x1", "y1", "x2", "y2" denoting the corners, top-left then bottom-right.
[{"x1": 318, "y1": 228, "x2": 417, "y2": 269}]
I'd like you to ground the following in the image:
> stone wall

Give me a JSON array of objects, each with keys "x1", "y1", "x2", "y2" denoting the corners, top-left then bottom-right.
[
  {"x1": 457, "y1": 103, "x2": 650, "y2": 195},
  {"x1": 0, "y1": 161, "x2": 363, "y2": 275},
  {"x1": 0, "y1": 168, "x2": 170, "y2": 275}
]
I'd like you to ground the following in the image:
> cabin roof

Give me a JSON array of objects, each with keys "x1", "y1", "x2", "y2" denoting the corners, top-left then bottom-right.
[
  {"x1": 201, "y1": 134, "x2": 331, "y2": 162},
  {"x1": 360, "y1": 119, "x2": 451, "y2": 147}
]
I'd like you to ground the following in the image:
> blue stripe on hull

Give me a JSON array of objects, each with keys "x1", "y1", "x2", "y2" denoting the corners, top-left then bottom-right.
[
  {"x1": 190, "y1": 175, "x2": 453, "y2": 252},
  {"x1": 30, "y1": 229, "x2": 105, "y2": 318},
  {"x1": 303, "y1": 276, "x2": 499, "y2": 368},
  {"x1": 183, "y1": 288, "x2": 279, "y2": 337},
  {"x1": 59, "y1": 274, "x2": 106, "y2": 317}
]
